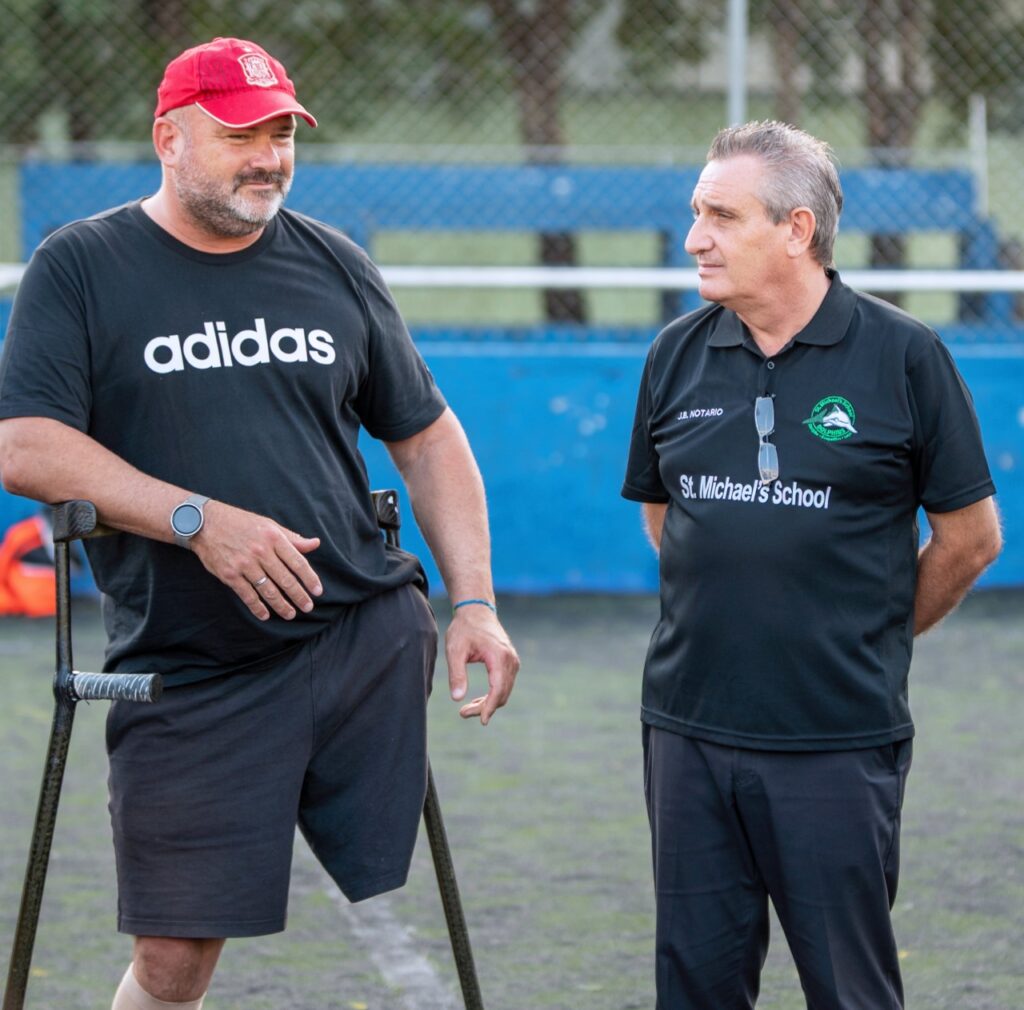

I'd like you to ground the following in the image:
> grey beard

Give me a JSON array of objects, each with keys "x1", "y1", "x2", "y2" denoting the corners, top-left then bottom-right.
[{"x1": 175, "y1": 172, "x2": 291, "y2": 239}]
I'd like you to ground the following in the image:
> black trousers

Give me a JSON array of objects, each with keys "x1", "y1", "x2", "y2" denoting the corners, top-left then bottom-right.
[{"x1": 643, "y1": 726, "x2": 913, "y2": 1010}]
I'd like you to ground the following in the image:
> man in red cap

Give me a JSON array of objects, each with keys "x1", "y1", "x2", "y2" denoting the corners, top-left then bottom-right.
[
  {"x1": 146, "y1": 37, "x2": 318, "y2": 249},
  {"x1": 0, "y1": 37, "x2": 519, "y2": 1010}
]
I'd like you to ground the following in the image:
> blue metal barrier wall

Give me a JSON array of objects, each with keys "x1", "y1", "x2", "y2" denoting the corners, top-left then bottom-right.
[{"x1": 360, "y1": 343, "x2": 660, "y2": 594}]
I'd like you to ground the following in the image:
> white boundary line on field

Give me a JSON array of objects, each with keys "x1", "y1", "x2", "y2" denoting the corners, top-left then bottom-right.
[
  {"x1": 330, "y1": 890, "x2": 460, "y2": 1010},
  {"x1": 289, "y1": 838, "x2": 458, "y2": 1008}
]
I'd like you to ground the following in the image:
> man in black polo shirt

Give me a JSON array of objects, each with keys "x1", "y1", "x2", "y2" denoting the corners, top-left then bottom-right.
[{"x1": 622, "y1": 121, "x2": 1001, "y2": 1009}]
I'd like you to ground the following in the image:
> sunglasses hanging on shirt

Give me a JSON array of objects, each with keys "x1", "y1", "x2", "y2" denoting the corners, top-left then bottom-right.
[{"x1": 755, "y1": 396, "x2": 779, "y2": 484}]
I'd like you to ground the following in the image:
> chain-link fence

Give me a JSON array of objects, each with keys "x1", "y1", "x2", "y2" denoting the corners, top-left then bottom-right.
[{"x1": 3, "y1": 0, "x2": 1024, "y2": 331}]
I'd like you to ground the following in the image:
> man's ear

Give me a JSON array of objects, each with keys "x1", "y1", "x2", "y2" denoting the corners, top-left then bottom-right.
[
  {"x1": 787, "y1": 206, "x2": 817, "y2": 259},
  {"x1": 152, "y1": 117, "x2": 185, "y2": 167}
]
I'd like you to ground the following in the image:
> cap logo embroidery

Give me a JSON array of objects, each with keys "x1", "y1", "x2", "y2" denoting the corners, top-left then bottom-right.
[
  {"x1": 802, "y1": 395, "x2": 858, "y2": 441},
  {"x1": 237, "y1": 53, "x2": 278, "y2": 88}
]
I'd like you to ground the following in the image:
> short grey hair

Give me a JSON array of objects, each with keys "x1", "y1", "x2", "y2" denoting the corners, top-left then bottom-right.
[
  {"x1": 162, "y1": 106, "x2": 193, "y2": 138},
  {"x1": 707, "y1": 120, "x2": 843, "y2": 267}
]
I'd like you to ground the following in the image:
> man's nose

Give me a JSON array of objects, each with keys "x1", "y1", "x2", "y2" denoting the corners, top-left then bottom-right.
[
  {"x1": 249, "y1": 140, "x2": 282, "y2": 170},
  {"x1": 684, "y1": 218, "x2": 709, "y2": 256}
]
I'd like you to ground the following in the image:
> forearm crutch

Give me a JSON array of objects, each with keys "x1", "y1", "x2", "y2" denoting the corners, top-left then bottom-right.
[
  {"x1": 371, "y1": 490, "x2": 484, "y2": 1010},
  {"x1": 3, "y1": 500, "x2": 162, "y2": 1010}
]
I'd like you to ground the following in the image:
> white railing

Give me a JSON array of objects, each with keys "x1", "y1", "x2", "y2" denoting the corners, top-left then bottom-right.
[{"x1": 5, "y1": 263, "x2": 1024, "y2": 293}]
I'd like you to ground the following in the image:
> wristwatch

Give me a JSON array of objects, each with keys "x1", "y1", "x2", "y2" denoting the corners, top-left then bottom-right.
[{"x1": 170, "y1": 494, "x2": 210, "y2": 549}]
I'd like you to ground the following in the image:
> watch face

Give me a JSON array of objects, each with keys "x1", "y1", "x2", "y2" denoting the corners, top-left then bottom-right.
[{"x1": 172, "y1": 503, "x2": 203, "y2": 537}]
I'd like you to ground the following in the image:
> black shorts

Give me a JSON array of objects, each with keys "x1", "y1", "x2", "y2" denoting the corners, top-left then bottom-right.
[{"x1": 106, "y1": 584, "x2": 437, "y2": 938}]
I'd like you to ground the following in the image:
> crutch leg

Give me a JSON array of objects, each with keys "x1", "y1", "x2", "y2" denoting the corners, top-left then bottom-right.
[
  {"x1": 3, "y1": 501, "x2": 161, "y2": 1010},
  {"x1": 371, "y1": 489, "x2": 485, "y2": 1010}
]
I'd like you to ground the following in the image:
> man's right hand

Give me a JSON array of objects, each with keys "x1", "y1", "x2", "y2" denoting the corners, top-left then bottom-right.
[
  {"x1": 191, "y1": 500, "x2": 322, "y2": 621},
  {"x1": 0, "y1": 417, "x2": 323, "y2": 621}
]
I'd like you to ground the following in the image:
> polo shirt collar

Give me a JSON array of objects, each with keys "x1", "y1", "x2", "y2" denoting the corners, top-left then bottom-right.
[{"x1": 707, "y1": 269, "x2": 857, "y2": 348}]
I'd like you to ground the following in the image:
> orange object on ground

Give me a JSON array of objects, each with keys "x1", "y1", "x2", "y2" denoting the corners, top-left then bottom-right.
[{"x1": 0, "y1": 514, "x2": 56, "y2": 617}]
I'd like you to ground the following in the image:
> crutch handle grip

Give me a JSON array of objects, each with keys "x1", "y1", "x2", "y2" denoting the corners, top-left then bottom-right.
[
  {"x1": 69, "y1": 671, "x2": 163, "y2": 704},
  {"x1": 371, "y1": 488, "x2": 401, "y2": 535},
  {"x1": 51, "y1": 499, "x2": 116, "y2": 543}
]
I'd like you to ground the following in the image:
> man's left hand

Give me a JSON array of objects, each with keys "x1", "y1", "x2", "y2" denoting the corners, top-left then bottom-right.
[{"x1": 445, "y1": 605, "x2": 519, "y2": 726}]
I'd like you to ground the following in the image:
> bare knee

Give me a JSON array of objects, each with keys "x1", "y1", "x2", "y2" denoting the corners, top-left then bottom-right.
[{"x1": 132, "y1": 936, "x2": 225, "y2": 1002}]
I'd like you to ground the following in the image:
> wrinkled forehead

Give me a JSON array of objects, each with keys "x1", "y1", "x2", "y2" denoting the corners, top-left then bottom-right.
[{"x1": 691, "y1": 155, "x2": 768, "y2": 211}]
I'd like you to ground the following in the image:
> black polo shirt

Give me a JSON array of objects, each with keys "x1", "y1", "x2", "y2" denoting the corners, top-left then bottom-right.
[{"x1": 622, "y1": 272, "x2": 995, "y2": 750}]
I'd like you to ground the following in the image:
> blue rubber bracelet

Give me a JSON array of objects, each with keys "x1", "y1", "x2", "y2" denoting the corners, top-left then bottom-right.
[{"x1": 452, "y1": 598, "x2": 497, "y2": 615}]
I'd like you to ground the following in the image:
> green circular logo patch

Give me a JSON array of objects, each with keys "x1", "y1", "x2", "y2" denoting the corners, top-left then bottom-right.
[{"x1": 802, "y1": 395, "x2": 858, "y2": 441}]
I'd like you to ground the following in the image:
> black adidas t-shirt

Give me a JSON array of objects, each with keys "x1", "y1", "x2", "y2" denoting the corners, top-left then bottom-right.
[
  {"x1": 622, "y1": 273, "x2": 995, "y2": 750},
  {"x1": 0, "y1": 202, "x2": 446, "y2": 684}
]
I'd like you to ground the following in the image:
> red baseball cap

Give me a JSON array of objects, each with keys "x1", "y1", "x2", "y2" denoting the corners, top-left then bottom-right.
[{"x1": 155, "y1": 37, "x2": 317, "y2": 128}]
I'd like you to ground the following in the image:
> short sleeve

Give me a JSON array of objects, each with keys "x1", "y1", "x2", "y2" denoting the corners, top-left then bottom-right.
[
  {"x1": 0, "y1": 246, "x2": 92, "y2": 430},
  {"x1": 622, "y1": 349, "x2": 669, "y2": 503},
  {"x1": 907, "y1": 334, "x2": 995, "y2": 513},
  {"x1": 352, "y1": 253, "x2": 446, "y2": 441}
]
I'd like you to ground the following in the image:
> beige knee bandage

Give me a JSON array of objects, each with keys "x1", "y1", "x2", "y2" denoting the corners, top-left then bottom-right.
[{"x1": 111, "y1": 964, "x2": 206, "y2": 1010}]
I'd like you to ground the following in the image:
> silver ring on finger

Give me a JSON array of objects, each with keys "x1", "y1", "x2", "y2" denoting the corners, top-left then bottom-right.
[{"x1": 253, "y1": 576, "x2": 269, "y2": 588}]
